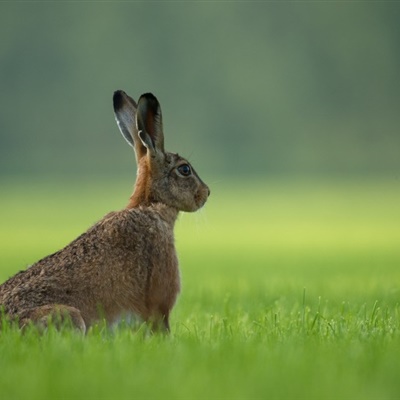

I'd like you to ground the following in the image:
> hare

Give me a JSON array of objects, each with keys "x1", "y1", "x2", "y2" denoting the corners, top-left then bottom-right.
[{"x1": 0, "y1": 90, "x2": 210, "y2": 333}]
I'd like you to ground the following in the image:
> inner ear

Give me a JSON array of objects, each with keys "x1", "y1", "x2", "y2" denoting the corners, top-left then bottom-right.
[
  {"x1": 138, "y1": 130, "x2": 155, "y2": 153},
  {"x1": 113, "y1": 90, "x2": 147, "y2": 160},
  {"x1": 136, "y1": 93, "x2": 165, "y2": 154}
]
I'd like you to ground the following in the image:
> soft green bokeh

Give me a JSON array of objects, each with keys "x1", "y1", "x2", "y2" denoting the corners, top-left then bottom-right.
[{"x1": 0, "y1": 3, "x2": 399, "y2": 178}]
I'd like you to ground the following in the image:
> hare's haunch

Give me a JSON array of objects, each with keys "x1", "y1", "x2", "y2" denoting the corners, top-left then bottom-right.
[{"x1": 0, "y1": 91, "x2": 210, "y2": 333}]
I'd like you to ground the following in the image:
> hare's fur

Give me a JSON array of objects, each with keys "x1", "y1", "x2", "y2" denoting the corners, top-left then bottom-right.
[{"x1": 0, "y1": 91, "x2": 209, "y2": 333}]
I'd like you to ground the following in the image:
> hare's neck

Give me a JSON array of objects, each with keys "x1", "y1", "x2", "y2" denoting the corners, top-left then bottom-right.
[
  {"x1": 152, "y1": 204, "x2": 179, "y2": 226},
  {"x1": 128, "y1": 198, "x2": 179, "y2": 226},
  {"x1": 127, "y1": 167, "x2": 179, "y2": 225},
  {"x1": 128, "y1": 161, "x2": 153, "y2": 208}
]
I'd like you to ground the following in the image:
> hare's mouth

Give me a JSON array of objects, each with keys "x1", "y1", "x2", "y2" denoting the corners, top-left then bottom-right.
[{"x1": 195, "y1": 188, "x2": 210, "y2": 209}]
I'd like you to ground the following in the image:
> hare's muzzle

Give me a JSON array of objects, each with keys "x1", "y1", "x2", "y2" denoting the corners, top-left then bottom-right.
[{"x1": 195, "y1": 185, "x2": 210, "y2": 209}]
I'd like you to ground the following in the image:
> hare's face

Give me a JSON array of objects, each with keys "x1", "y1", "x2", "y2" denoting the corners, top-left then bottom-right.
[
  {"x1": 113, "y1": 90, "x2": 210, "y2": 211},
  {"x1": 152, "y1": 153, "x2": 210, "y2": 212}
]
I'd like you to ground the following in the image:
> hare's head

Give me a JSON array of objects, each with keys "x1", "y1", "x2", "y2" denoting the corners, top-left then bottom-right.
[{"x1": 113, "y1": 91, "x2": 210, "y2": 212}]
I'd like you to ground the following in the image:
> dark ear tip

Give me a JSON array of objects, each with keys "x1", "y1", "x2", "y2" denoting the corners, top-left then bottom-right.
[
  {"x1": 113, "y1": 90, "x2": 125, "y2": 111},
  {"x1": 138, "y1": 92, "x2": 159, "y2": 107},
  {"x1": 141, "y1": 92, "x2": 157, "y2": 100}
]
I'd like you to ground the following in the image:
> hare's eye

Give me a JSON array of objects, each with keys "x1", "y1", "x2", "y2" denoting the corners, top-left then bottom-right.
[{"x1": 177, "y1": 164, "x2": 192, "y2": 177}]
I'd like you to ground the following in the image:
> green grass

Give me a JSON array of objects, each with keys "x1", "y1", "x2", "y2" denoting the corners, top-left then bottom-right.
[{"x1": 1, "y1": 177, "x2": 400, "y2": 400}]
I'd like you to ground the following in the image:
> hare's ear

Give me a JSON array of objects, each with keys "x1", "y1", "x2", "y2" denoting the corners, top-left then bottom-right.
[
  {"x1": 136, "y1": 93, "x2": 165, "y2": 157},
  {"x1": 113, "y1": 90, "x2": 147, "y2": 160}
]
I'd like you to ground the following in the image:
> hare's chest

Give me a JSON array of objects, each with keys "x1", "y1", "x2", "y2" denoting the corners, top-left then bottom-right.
[
  {"x1": 147, "y1": 231, "x2": 180, "y2": 290},
  {"x1": 144, "y1": 220, "x2": 177, "y2": 265},
  {"x1": 144, "y1": 225, "x2": 180, "y2": 309}
]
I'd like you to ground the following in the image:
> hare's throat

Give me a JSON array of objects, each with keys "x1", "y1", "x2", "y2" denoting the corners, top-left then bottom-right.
[{"x1": 152, "y1": 203, "x2": 179, "y2": 225}]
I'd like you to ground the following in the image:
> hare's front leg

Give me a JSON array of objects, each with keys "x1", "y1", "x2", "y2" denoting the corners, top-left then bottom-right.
[
  {"x1": 18, "y1": 304, "x2": 86, "y2": 333},
  {"x1": 147, "y1": 309, "x2": 170, "y2": 334}
]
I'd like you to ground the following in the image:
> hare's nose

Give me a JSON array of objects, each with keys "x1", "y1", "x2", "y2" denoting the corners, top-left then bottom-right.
[{"x1": 207, "y1": 187, "x2": 211, "y2": 197}]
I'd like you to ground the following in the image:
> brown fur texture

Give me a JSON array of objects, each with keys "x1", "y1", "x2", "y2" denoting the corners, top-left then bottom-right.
[{"x1": 0, "y1": 91, "x2": 209, "y2": 333}]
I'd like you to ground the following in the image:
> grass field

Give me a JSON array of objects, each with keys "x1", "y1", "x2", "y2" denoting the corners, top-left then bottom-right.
[{"x1": 0, "y1": 177, "x2": 399, "y2": 400}]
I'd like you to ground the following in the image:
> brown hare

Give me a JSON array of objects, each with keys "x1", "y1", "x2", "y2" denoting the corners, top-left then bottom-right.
[{"x1": 0, "y1": 90, "x2": 210, "y2": 333}]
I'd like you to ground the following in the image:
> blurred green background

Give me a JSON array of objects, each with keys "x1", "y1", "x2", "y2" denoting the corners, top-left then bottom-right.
[
  {"x1": 1, "y1": 5, "x2": 400, "y2": 399},
  {"x1": 0, "y1": 2, "x2": 399, "y2": 180}
]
